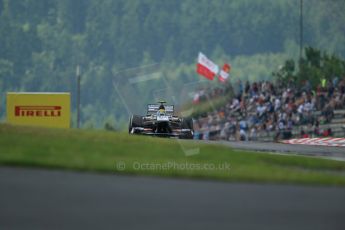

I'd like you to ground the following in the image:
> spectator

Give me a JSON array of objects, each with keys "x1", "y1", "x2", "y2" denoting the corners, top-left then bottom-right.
[
  {"x1": 192, "y1": 77, "x2": 343, "y2": 142},
  {"x1": 239, "y1": 119, "x2": 248, "y2": 141},
  {"x1": 249, "y1": 126, "x2": 258, "y2": 141},
  {"x1": 301, "y1": 130, "x2": 309, "y2": 138}
]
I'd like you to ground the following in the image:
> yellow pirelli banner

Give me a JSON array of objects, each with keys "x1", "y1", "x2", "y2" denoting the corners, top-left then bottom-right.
[{"x1": 6, "y1": 92, "x2": 71, "y2": 128}]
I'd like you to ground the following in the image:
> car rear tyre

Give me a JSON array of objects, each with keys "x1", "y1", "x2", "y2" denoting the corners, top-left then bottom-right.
[
  {"x1": 181, "y1": 117, "x2": 194, "y2": 139},
  {"x1": 181, "y1": 117, "x2": 193, "y2": 130}
]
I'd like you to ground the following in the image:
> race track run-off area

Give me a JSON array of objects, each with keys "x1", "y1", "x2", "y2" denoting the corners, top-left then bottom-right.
[
  {"x1": 1, "y1": 167, "x2": 345, "y2": 230},
  {"x1": 220, "y1": 140, "x2": 345, "y2": 162}
]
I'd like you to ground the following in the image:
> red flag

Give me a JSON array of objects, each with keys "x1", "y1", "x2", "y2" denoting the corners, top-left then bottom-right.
[
  {"x1": 196, "y1": 52, "x2": 219, "y2": 80},
  {"x1": 218, "y1": 63, "x2": 231, "y2": 83}
]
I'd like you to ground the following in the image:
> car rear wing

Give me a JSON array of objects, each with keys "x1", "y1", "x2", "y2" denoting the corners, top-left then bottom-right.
[{"x1": 147, "y1": 104, "x2": 174, "y2": 115}]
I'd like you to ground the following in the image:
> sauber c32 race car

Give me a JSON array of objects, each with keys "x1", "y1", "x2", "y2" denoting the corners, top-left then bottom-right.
[{"x1": 128, "y1": 101, "x2": 193, "y2": 139}]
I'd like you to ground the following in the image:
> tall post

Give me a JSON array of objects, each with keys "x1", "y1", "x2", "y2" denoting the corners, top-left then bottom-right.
[
  {"x1": 76, "y1": 65, "x2": 81, "y2": 128},
  {"x1": 299, "y1": 0, "x2": 303, "y2": 61}
]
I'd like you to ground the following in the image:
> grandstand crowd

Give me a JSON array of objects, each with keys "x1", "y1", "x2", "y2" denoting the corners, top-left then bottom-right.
[{"x1": 192, "y1": 77, "x2": 345, "y2": 141}]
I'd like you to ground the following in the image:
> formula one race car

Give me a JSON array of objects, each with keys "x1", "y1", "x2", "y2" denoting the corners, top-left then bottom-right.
[{"x1": 128, "y1": 101, "x2": 193, "y2": 139}]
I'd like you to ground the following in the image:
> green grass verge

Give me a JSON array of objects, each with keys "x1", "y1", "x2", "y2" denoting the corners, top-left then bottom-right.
[{"x1": 1, "y1": 123, "x2": 345, "y2": 186}]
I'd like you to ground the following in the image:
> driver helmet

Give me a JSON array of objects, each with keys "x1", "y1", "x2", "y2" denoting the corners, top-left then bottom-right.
[
  {"x1": 158, "y1": 108, "x2": 165, "y2": 115},
  {"x1": 158, "y1": 104, "x2": 165, "y2": 114}
]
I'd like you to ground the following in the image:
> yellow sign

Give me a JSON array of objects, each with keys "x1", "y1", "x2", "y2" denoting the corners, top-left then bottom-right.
[{"x1": 6, "y1": 92, "x2": 70, "y2": 128}]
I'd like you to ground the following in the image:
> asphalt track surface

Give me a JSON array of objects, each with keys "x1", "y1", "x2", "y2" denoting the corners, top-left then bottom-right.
[
  {"x1": 220, "y1": 141, "x2": 345, "y2": 161},
  {"x1": 1, "y1": 167, "x2": 345, "y2": 230}
]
